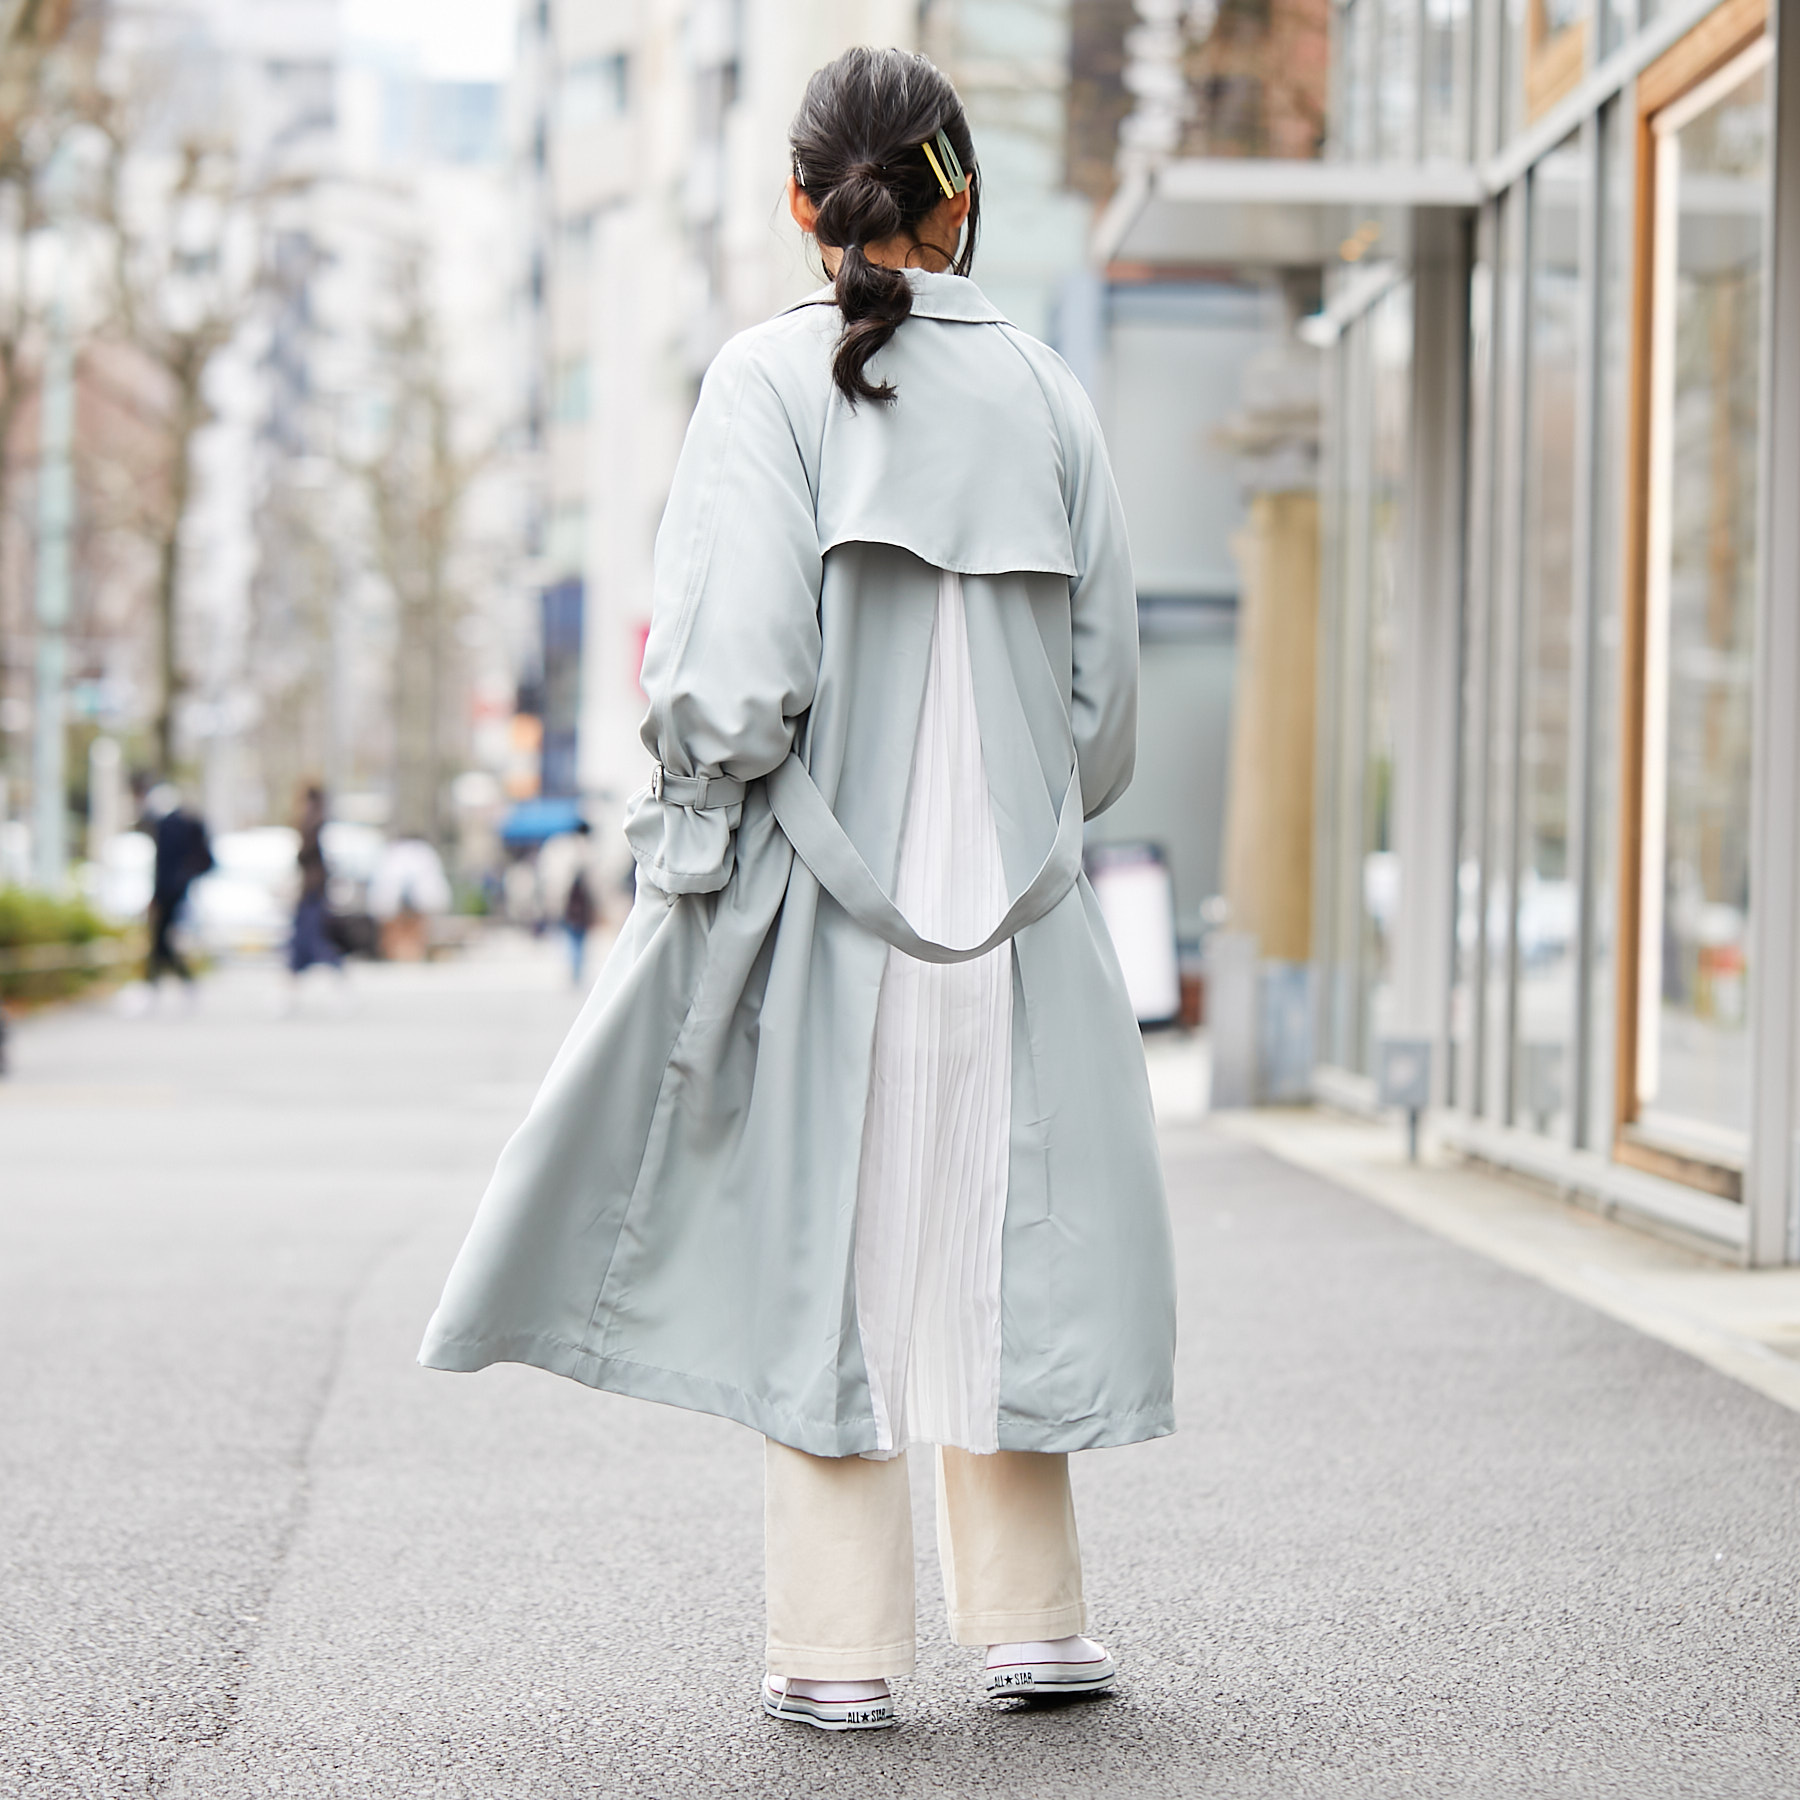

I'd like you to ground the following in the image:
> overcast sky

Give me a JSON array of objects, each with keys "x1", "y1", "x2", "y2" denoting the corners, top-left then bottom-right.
[{"x1": 345, "y1": 0, "x2": 515, "y2": 81}]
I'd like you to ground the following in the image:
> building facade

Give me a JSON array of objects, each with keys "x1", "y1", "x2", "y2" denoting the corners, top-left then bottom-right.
[{"x1": 1108, "y1": 0, "x2": 1800, "y2": 1262}]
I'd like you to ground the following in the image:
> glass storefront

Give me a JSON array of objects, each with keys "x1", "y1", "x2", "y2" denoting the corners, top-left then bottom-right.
[
  {"x1": 1423, "y1": 0, "x2": 1473, "y2": 160},
  {"x1": 1512, "y1": 134, "x2": 1584, "y2": 1139},
  {"x1": 1628, "y1": 40, "x2": 1770, "y2": 1161},
  {"x1": 1364, "y1": 287, "x2": 1412, "y2": 1073},
  {"x1": 1582, "y1": 96, "x2": 1634, "y2": 1154},
  {"x1": 1482, "y1": 189, "x2": 1523, "y2": 1125},
  {"x1": 1316, "y1": 283, "x2": 1412, "y2": 1078},
  {"x1": 1337, "y1": 0, "x2": 1474, "y2": 162},
  {"x1": 1449, "y1": 246, "x2": 1492, "y2": 1115},
  {"x1": 1313, "y1": 0, "x2": 1785, "y2": 1238}
]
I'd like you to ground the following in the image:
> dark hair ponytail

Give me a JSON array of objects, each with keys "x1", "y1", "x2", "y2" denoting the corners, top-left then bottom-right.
[{"x1": 789, "y1": 48, "x2": 979, "y2": 406}]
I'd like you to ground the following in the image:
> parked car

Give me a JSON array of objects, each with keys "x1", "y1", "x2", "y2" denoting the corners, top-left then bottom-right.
[{"x1": 187, "y1": 828, "x2": 300, "y2": 955}]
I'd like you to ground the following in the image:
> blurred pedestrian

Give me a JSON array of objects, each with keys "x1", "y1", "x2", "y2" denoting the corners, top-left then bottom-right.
[
  {"x1": 561, "y1": 868, "x2": 594, "y2": 984},
  {"x1": 288, "y1": 785, "x2": 346, "y2": 1004},
  {"x1": 144, "y1": 785, "x2": 212, "y2": 992},
  {"x1": 369, "y1": 837, "x2": 452, "y2": 962},
  {"x1": 421, "y1": 48, "x2": 1170, "y2": 1737},
  {"x1": 561, "y1": 829, "x2": 596, "y2": 986}
]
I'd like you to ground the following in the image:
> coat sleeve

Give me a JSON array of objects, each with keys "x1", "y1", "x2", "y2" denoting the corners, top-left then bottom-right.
[
  {"x1": 1051, "y1": 362, "x2": 1138, "y2": 820},
  {"x1": 624, "y1": 335, "x2": 823, "y2": 896}
]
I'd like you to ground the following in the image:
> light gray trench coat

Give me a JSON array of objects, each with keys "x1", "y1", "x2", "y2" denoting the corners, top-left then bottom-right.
[{"x1": 420, "y1": 269, "x2": 1176, "y2": 1458}]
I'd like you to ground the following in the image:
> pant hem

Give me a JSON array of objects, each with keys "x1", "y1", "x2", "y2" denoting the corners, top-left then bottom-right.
[
  {"x1": 949, "y1": 1603, "x2": 1087, "y2": 1647},
  {"x1": 765, "y1": 1638, "x2": 917, "y2": 1680}
]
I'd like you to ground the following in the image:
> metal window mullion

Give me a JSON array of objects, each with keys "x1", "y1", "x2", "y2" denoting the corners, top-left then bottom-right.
[
  {"x1": 1369, "y1": 0, "x2": 1381, "y2": 158},
  {"x1": 1465, "y1": 0, "x2": 1482, "y2": 164},
  {"x1": 1414, "y1": 0, "x2": 1430, "y2": 163},
  {"x1": 1441, "y1": 211, "x2": 1477, "y2": 1103},
  {"x1": 1328, "y1": 0, "x2": 1346, "y2": 159},
  {"x1": 1370, "y1": 0, "x2": 1382, "y2": 159},
  {"x1": 1560, "y1": 115, "x2": 1606, "y2": 1151},
  {"x1": 1462, "y1": 200, "x2": 1501, "y2": 1113},
  {"x1": 1313, "y1": 334, "x2": 1350, "y2": 1056},
  {"x1": 1494, "y1": 183, "x2": 1531, "y2": 1126},
  {"x1": 1476, "y1": 0, "x2": 1501, "y2": 161},
  {"x1": 1745, "y1": 4, "x2": 1800, "y2": 1264},
  {"x1": 1345, "y1": 320, "x2": 1378, "y2": 1072},
  {"x1": 1506, "y1": 178, "x2": 1537, "y2": 1131}
]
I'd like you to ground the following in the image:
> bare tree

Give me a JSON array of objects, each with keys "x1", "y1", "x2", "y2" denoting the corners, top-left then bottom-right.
[
  {"x1": 0, "y1": 0, "x2": 80, "y2": 790},
  {"x1": 84, "y1": 57, "x2": 295, "y2": 777},
  {"x1": 246, "y1": 461, "x2": 335, "y2": 821},
  {"x1": 354, "y1": 245, "x2": 484, "y2": 846}
]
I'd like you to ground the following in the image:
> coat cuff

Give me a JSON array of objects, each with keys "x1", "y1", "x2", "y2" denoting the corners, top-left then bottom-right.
[{"x1": 623, "y1": 784, "x2": 743, "y2": 895}]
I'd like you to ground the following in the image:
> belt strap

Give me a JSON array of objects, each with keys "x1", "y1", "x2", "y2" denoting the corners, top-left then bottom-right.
[
  {"x1": 764, "y1": 751, "x2": 1083, "y2": 965},
  {"x1": 650, "y1": 765, "x2": 747, "y2": 810}
]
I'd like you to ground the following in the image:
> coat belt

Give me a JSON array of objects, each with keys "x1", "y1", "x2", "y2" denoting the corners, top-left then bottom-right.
[
  {"x1": 649, "y1": 765, "x2": 747, "y2": 809},
  {"x1": 763, "y1": 751, "x2": 1084, "y2": 966}
]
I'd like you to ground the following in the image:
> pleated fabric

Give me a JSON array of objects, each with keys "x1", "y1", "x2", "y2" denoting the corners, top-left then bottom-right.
[{"x1": 853, "y1": 568, "x2": 1014, "y2": 1459}]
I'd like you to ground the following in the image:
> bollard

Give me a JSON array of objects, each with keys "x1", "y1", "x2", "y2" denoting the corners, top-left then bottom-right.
[{"x1": 1377, "y1": 1039, "x2": 1432, "y2": 1164}]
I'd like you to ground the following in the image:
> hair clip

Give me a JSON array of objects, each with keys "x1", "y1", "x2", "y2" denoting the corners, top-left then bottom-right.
[{"x1": 920, "y1": 128, "x2": 968, "y2": 200}]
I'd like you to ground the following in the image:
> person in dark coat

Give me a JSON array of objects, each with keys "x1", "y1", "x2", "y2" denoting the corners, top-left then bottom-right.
[
  {"x1": 561, "y1": 822, "x2": 596, "y2": 986},
  {"x1": 562, "y1": 872, "x2": 595, "y2": 986},
  {"x1": 289, "y1": 785, "x2": 344, "y2": 980},
  {"x1": 146, "y1": 791, "x2": 213, "y2": 987}
]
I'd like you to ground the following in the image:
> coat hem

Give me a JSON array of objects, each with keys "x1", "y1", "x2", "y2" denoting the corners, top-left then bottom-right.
[
  {"x1": 995, "y1": 1401, "x2": 1175, "y2": 1452},
  {"x1": 418, "y1": 1329, "x2": 1174, "y2": 1457}
]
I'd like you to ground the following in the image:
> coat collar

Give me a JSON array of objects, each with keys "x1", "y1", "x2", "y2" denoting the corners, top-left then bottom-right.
[{"x1": 783, "y1": 268, "x2": 1010, "y2": 325}]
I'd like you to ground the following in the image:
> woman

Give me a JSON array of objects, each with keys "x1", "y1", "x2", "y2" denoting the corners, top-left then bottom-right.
[
  {"x1": 420, "y1": 47, "x2": 1174, "y2": 1732},
  {"x1": 288, "y1": 785, "x2": 344, "y2": 991}
]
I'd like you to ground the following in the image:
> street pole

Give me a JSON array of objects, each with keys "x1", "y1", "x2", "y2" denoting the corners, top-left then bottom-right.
[{"x1": 31, "y1": 146, "x2": 73, "y2": 893}]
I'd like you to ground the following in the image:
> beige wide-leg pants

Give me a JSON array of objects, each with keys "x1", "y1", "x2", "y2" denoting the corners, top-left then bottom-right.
[{"x1": 764, "y1": 1440, "x2": 1087, "y2": 1678}]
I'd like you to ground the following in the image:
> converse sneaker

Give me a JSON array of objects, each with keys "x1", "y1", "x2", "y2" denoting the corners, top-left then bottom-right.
[
  {"x1": 763, "y1": 1675, "x2": 897, "y2": 1731},
  {"x1": 984, "y1": 1635, "x2": 1116, "y2": 1699}
]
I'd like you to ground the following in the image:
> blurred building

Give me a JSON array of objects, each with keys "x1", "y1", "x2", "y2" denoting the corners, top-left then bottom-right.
[
  {"x1": 100, "y1": 0, "x2": 347, "y2": 831},
  {"x1": 1065, "y1": 1, "x2": 1328, "y2": 966},
  {"x1": 1109, "y1": 0, "x2": 1800, "y2": 1265},
  {"x1": 0, "y1": 0, "x2": 530, "y2": 884},
  {"x1": 323, "y1": 32, "x2": 530, "y2": 853}
]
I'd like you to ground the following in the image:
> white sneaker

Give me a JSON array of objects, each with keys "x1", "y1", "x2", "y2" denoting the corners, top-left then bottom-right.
[
  {"x1": 984, "y1": 1635, "x2": 1116, "y2": 1699},
  {"x1": 762, "y1": 1675, "x2": 896, "y2": 1732}
]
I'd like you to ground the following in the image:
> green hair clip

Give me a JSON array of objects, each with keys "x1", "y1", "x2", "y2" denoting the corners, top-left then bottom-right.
[{"x1": 920, "y1": 128, "x2": 968, "y2": 200}]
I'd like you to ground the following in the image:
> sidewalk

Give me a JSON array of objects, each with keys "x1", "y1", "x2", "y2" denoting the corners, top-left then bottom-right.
[{"x1": 1144, "y1": 1031, "x2": 1800, "y2": 1419}]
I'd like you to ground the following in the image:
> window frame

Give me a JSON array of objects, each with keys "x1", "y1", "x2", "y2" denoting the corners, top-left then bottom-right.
[{"x1": 1613, "y1": 0, "x2": 1770, "y2": 1202}]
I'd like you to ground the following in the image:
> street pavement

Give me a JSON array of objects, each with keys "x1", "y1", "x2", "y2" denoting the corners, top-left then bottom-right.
[{"x1": 4, "y1": 944, "x2": 1798, "y2": 1800}]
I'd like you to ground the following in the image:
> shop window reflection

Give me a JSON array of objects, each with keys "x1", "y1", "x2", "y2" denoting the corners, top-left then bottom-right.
[
  {"x1": 1360, "y1": 285, "x2": 1412, "y2": 1073},
  {"x1": 1584, "y1": 97, "x2": 1631, "y2": 1152},
  {"x1": 1315, "y1": 280, "x2": 1412, "y2": 1081},
  {"x1": 1630, "y1": 42, "x2": 1769, "y2": 1162},
  {"x1": 1483, "y1": 189, "x2": 1526, "y2": 1124},
  {"x1": 1451, "y1": 248, "x2": 1494, "y2": 1114},
  {"x1": 1526, "y1": 0, "x2": 1588, "y2": 122},
  {"x1": 1511, "y1": 134, "x2": 1585, "y2": 1139},
  {"x1": 1378, "y1": 0, "x2": 1419, "y2": 157},
  {"x1": 1423, "y1": 0, "x2": 1472, "y2": 161},
  {"x1": 1335, "y1": 0, "x2": 1375, "y2": 158}
]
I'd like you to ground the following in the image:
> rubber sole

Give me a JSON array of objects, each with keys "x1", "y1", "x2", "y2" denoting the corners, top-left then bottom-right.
[
  {"x1": 762, "y1": 1682, "x2": 897, "y2": 1731},
  {"x1": 984, "y1": 1657, "x2": 1117, "y2": 1700}
]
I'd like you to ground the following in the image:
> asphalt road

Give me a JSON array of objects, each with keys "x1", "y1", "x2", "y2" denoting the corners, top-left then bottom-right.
[{"x1": 4, "y1": 946, "x2": 1798, "y2": 1800}]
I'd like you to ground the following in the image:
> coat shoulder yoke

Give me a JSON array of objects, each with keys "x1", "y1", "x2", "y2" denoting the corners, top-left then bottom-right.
[{"x1": 712, "y1": 270, "x2": 1090, "y2": 581}]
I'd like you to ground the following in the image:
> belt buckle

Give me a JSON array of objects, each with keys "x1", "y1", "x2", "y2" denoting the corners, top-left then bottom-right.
[{"x1": 650, "y1": 763, "x2": 665, "y2": 800}]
